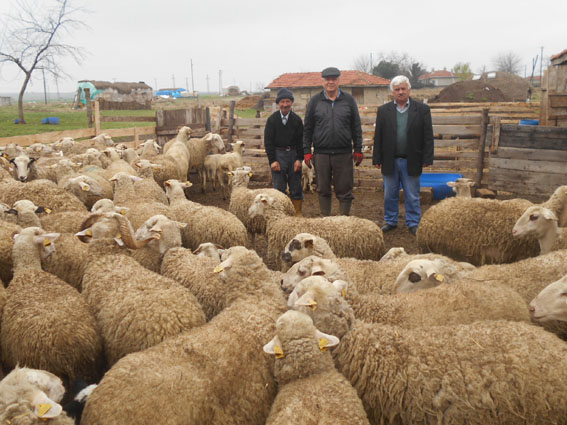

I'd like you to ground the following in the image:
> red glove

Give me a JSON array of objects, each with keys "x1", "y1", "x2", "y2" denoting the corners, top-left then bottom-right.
[
  {"x1": 304, "y1": 153, "x2": 313, "y2": 169},
  {"x1": 353, "y1": 152, "x2": 363, "y2": 166}
]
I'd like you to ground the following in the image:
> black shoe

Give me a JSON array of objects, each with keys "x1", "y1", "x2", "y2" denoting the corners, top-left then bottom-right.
[
  {"x1": 408, "y1": 226, "x2": 418, "y2": 235},
  {"x1": 381, "y1": 224, "x2": 397, "y2": 233}
]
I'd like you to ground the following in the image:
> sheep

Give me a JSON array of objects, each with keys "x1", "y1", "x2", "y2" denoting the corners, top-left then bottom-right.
[
  {"x1": 138, "y1": 139, "x2": 161, "y2": 159},
  {"x1": 162, "y1": 125, "x2": 192, "y2": 154},
  {"x1": 0, "y1": 179, "x2": 87, "y2": 213},
  {"x1": 291, "y1": 275, "x2": 530, "y2": 328},
  {"x1": 81, "y1": 246, "x2": 287, "y2": 425},
  {"x1": 79, "y1": 212, "x2": 206, "y2": 366},
  {"x1": 164, "y1": 179, "x2": 248, "y2": 250},
  {"x1": 217, "y1": 140, "x2": 245, "y2": 199},
  {"x1": 263, "y1": 310, "x2": 370, "y2": 425},
  {"x1": 529, "y1": 274, "x2": 567, "y2": 323},
  {"x1": 512, "y1": 205, "x2": 567, "y2": 254},
  {"x1": 291, "y1": 278, "x2": 567, "y2": 425},
  {"x1": 228, "y1": 167, "x2": 295, "y2": 245},
  {"x1": 26, "y1": 143, "x2": 55, "y2": 158},
  {"x1": 0, "y1": 366, "x2": 76, "y2": 425},
  {"x1": 249, "y1": 193, "x2": 385, "y2": 269},
  {"x1": 121, "y1": 148, "x2": 139, "y2": 165},
  {"x1": 185, "y1": 132, "x2": 226, "y2": 186},
  {"x1": 417, "y1": 186, "x2": 567, "y2": 266},
  {"x1": 63, "y1": 175, "x2": 111, "y2": 209},
  {"x1": 0, "y1": 220, "x2": 21, "y2": 283},
  {"x1": 1, "y1": 227, "x2": 104, "y2": 383},
  {"x1": 8, "y1": 153, "x2": 36, "y2": 182},
  {"x1": 201, "y1": 153, "x2": 222, "y2": 191},
  {"x1": 40, "y1": 210, "x2": 91, "y2": 234},
  {"x1": 301, "y1": 159, "x2": 315, "y2": 193},
  {"x1": 5, "y1": 199, "x2": 48, "y2": 228},
  {"x1": 132, "y1": 159, "x2": 169, "y2": 205},
  {"x1": 447, "y1": 177, "x2": 475, "y2": 198},
  {"x1": 193, "y1": 242, "x2": 224, "y2": 262},
  {"x1": 39, "y1": 232, "x2": 89, "y2": 291}
]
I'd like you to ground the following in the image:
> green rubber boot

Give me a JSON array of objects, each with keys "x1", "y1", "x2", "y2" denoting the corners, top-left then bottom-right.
[
  {"x1": 339, "y1": 199, "x2": 352, "y2": 216},
  {"x1": 318, "y1": 195, "x2": 332, "y2": 216}
]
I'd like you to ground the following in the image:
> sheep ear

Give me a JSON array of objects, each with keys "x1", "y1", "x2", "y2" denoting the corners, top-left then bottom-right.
[
  {"x1": 114, "y1": 234, "x2": 125, "y2": 247},
  {"x1": 176, "y1": 221, "x2": 187, "y2": 229},
  {"x1": 315, "y1": 330, "x2": 339, "y2": 351},
  {"x1": 248, "y1": 172, "x2": 253, "y2": 177},
  {"x1": 311, "y1": 265, "x2": 326, "y2": 276},
  {"x1": 34, "y1": 233, "x2": 60, "y2": 247},
  {"x1": 6, "y1": 208, "x2": 18, "y2": 215},
  {"x1": 295, "y1": 291, "x2": 317, "y2": 310},
  {"x1": 447, "y1": 181, "x2": 456, "y2": 187},
  {"x1": 542, "y1": 209, "x2": 558, "y2": 221},
  {"x1": 115, "y1": 206, "x2": 129, "y2": 215},
  {"x1": 79, "y1": 181, "x2": 91, "y2": 192},
  {"x1": 263, "y1": 336, "x2": 284, "y2": 358},
  {"x1": 333, "y1": 280, "x2": 349, "y2": 298},
  {"x1": 287, "y1": 287, "x2": 300, "y2": 307},
  {"x1": 164, "y1": 180, "x2": 172, "y2": 187},
  {"x1": 304, "y1": 239, "x2": 314, "y2": 249},
  {"x1": 32, "y1": 390, "x2": 63, "y2": 419}
]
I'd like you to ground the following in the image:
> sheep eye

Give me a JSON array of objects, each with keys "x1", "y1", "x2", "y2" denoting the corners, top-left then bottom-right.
[
  {"x1": 290, "y1": 240, "x2": 301, "y2": 251},
  {"x1": 408, "y1": 272, "x2": 422, "y2": 283},
  {"x1": 561, "y1": 293, "x2": 567, "y2": 297},
  {"x1": 529, "y1": 214, "x2": 538, "y2": 221}
]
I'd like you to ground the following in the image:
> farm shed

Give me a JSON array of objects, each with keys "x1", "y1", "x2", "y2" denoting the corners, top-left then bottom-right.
[
  {"x1": 265, "y1": 70, "x2": 390, "y2": 109},
  {"x1": 77, "y1": 80, "x2": 153, "y2": 110},
  {"x1": 418, "y1": 70, "x2": 458, "y2": 87},
  {"x1": 540, "y1": 49, "x2": 567, "y2": 127}
]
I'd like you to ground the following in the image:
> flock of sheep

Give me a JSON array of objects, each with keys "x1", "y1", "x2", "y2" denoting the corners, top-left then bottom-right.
[{"x1": 0, "y1": 127, "x2": 566, "y2": 425}]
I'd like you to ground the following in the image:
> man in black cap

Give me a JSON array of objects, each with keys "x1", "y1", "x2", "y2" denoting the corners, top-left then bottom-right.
[
  {"x1": 303, "y1": 67, "x2": 363, "y2": 216},
  {"x1": 264, "y1": 87, "x2": 304, "y2": 216}
]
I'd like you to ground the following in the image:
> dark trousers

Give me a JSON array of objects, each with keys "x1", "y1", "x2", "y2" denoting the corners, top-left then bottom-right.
[
  {"x1": 314, "y1": 152, "x2": 354, "y2": 201},
  {"x1": 271, "y1": 149, "x2": 303, "y2": 200}
]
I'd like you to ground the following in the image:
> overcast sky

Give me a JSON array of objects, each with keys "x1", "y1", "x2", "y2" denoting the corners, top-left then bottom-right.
[{"x1": 0, "y1": 0, "x2": 565, "y2": 94}]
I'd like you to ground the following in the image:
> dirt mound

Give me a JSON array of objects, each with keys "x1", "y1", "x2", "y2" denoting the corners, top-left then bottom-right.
[
  {"x1": 236, "y1": 95, "x2": 263, "y2": 109},
  {"x1": 431, "y1": 80, "x2": 509, "y2": 103}
]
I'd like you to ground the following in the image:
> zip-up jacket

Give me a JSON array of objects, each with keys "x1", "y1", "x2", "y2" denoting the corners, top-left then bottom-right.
[{"x1": 303, "y1": 90, "x2": 363, "y2": 155}]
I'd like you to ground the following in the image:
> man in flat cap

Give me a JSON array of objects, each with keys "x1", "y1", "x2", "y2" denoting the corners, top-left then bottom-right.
[
  {"x1": 264, "y1": 87, "x2": 304, "y2": 216},
  {"x1": 303, "y1": 67, "x2": 363, "y2": 216}
]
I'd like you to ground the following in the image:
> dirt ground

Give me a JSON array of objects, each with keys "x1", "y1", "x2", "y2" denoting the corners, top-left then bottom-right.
[{"x1": 186, "y1": 183, "x2": 421, "y2": 269}]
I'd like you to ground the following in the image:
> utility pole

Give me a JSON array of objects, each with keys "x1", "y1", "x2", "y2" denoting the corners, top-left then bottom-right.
[
  {"x1": 186, "y1": 77, "x2": 189, "y2": 92},
  {"x1": 190, "y1": 59, "x2": 195, "y2": 95},
  {"x1": 42, "y1": 68, "x2": 47, "y2": 104},
  {"x1": 370, "y1": 52, "x2": 373, "y2": 72},
  {"x1": 172, "y1": 74, "x2": 175, "y2": 88},
  {"x1": 540, "y1": 46, "x2": 544, "y2": 77},
  {"x1": 219, "y1": 70, "x2": 222, "y2": 95},
  {"x1": 206, "y1": 74, "x2": 210, "y2": 93},
  {"x1": 154, "y1": 78, "x2": 158, "y2": 94}
]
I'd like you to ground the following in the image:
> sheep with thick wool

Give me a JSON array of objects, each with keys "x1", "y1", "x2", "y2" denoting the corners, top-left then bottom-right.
[
  {"x1": 185, "y1": 132, "x2": 225, "y2": 183},
  {"x1": 132, "y1": 160, "x2": 169, "y2": 205},
  {"x1": 512, "y1": 205, "x2": 567, "y2": 254},
  {"x1": 249, "y1": 193, "x2": 385, "y2": 269},
  {"x1": 1, "y1": 227, "x2": 103, "y2": 383},
  {"x1": 0, "y1": 179, "x2": 87, "y2": 213},
  {"x1": 0, "y1": 220, "x2": 21, "y2": 284},
  {"x1": 417, "y1": 185, "x2": 567, "y2": 265},
  {"x1": 81, "y1": 246, "x2": 288, "y2": 425},
  {"x1": 263, "y1": 310, "x2": 370, "y2": 425},
  {"x1": 292, "y1": 278, "x2": 567, "y2": 425},
  {"x1": 79, "y1": 212, "x2": 206, "y2": 366},
  {"x1": 164, "y1": 179, "x2": 248, "y2": 249},
  {"x1": 529, "y1": 274, "x2": 567, "y2": 323},
  {"x1": 152, "y1": 127, "x2": 192, "y2": 187}
]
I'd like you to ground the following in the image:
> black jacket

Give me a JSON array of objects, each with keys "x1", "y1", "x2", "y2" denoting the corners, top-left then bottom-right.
[
  {"x1": 264, "y1": 110, "x2": 304, "y2": 165},
  {"x1": 303, "y1": 91, "x2": 363, "y2": 155},
  {"x1": 372, "y1": 98, "x2": 434, "y2": 176}
]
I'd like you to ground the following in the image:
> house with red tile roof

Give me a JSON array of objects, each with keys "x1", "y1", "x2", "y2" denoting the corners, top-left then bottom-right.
[
  {"x1": 265, "y1": 70, "x2": 390, "y2": 107},
  {"x1": 418, "y1": 70, "x2": 458, "y2": 87}
]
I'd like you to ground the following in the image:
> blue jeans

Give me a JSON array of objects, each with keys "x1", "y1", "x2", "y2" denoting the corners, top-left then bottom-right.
[
  {"x1": 271, "y1": 149, "x2": 303, "y2": 200},
  {"x1": 383, "y1": 158, "x2": 421, "y2": 228}
]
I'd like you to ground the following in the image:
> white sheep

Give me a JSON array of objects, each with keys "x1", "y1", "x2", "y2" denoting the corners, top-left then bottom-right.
[
  {"x1": 447, "y1": 177, "x2": 475, "y2": 198},
  {"x1": 512, "y1": 205, "x2": 567, "y2": 254},
  {"x1": 529, "y1": 274, "x2": 567, "y2": 323},
  {"x1": 202, "y1": 153, "x2": 223, "y2": 191},
  {"x1": 217, "y1": 140, "x2": 245, "y2": 199},
  {"x1": 0, "y1": 179, "x2": 87, "y2": 213},
  {"x1": 185, "y1": 132, "x2": 225, "y2": 184},
  {"x1": 1, "y1": 227, "x2": 104, "y2": 382},
  {"x1": 138, "y1": 139, "x2": 161, "y2": 159},
  {"x1": 193, "y1": 242, "x2": 224, "y2": 262},
  {"x1": 291, "y1": 277, "x2": 567, "y2": 425},
  {"x1": 263, "y1": 310, "x2": 370, "y2": 425},
  {"x1": 8, "y1": 153, "x2": 36, "y2": 182},
  {"x1": 301, "y1": 159, "x2": 315, "y2": 193},
  {"x1": 249, "y1": 193, "x2": 385, "y2": 269}
]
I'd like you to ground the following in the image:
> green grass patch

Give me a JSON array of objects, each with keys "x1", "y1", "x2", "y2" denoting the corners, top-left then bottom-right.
[{"x1": 235, "y1": 108, "x2": 259, "y2": 118}]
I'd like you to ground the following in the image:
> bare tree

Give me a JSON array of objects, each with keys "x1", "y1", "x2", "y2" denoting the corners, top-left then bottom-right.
[
  {"x1": 352, "y1": 54, "x2": 373, "y2": 73},
  {"x1": 0, "y1": 0, "x2": 86, "y2": 123},
  {"x1": 492, "y1": 51, "x2": 522, "y2": 75}
]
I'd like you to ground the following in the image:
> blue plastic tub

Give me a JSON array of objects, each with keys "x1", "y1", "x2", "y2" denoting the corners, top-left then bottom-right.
[
  {"x1": 519, "y1": 119, "x2": 539, "y2": 126},
  {"x1": 41, "y1": 117, "x2": 60, "y2": 125},
  {"x1": 420, "y1": 173, "x2": 463, "y2": 200}
]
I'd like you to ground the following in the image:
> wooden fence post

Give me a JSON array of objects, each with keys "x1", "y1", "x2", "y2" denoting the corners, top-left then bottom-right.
[
  {"x1": 85, "y1": 88, "x2": 92, "y2": 128},
  {"x1": 205, "y1": 107, "x2": 211, "y2": 132},
  {"x1": 228, "y1": 101, "x2": 236, "y2": 143},
  {"x1": 475, "y1": 108, "x2": 489, "y2": 187},
  {"x1": 94, "y1": 101, "x2": 101, "y2": 136}
]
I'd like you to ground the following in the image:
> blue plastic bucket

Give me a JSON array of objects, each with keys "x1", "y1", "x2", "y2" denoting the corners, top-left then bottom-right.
[
  {"x1": 420, "y1": 173, "x2": 463, "y2": 200},
  {"x1": 519, "y1": 119, "x2": 539, "y2": 126}
]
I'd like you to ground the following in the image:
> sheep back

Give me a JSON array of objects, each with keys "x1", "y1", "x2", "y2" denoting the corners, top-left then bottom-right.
[
  {"x1": 0, "y1": 180, "x2": 87, "y2": 213},
  {"x1": 0, "y1": 220, "x2": 20, "y2": 283},
  {"x1": 41, "y1": 233, "x2": 88, "y2": 291}
]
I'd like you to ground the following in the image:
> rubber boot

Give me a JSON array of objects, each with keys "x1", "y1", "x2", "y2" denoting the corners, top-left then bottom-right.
[
  {"x1": 291, "y1": 199, "x2": 303, "y2": 217},
  {"x1": 339, "y1": 199, "x2": 352, "y2": 216},
  {"x1": 318, "y1": 195, "x2": 332, "y2": 217}
]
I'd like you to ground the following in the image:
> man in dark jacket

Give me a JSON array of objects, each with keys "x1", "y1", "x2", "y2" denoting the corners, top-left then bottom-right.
[
  {"x1": 303, "y1": 67, "x2": 363, "y2": 216},
  {"x1": 264, "y1": 88, "x2": 304, "y2": 216},
  {"x1": 373, "y1": 75, "x2": 434, "y2": 235}
]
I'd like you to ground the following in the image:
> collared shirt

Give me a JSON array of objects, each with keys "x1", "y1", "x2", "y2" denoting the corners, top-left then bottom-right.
[
  {"x1": 280, "y1": 111, "x2": 290, "y2": 125},
  {"x1": 324, "y1": 89, "x2": 342, "y2": 108},
  {"x1": 394, "y1": 98, "x2": 410, "y2": 113}
]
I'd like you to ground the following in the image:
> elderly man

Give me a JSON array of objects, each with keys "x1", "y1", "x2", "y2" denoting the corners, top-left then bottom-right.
[
  {"x1": 372, "y1": 75, "x2": 434, "y2": 235},
  {"x1": 264, "y1": 88, "x2": 304, "y2": 216},
  {"x1": 303, "y1": 67, "x2": 363, "y2": 216}
]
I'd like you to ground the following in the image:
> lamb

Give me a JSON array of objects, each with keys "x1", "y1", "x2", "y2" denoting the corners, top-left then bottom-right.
[
  {"x1": 263, "y1": 310, "x2": 370, "y2": 425},
  {"x1": 447, "y1": 177, "x2": 475, "y2": 198},
  {"x1": 81, "y1": 246, "x2": 288, "y2": 425},
  {"x1": 512, "y1": 205, "x2": 567, "y2": 254},
  {"x1": 0, "y1": 366, "x2": 76, "y2": 425},
  {"x1": 185, "y1": 132, "x2": 226, "y2": 185},
  {"x1": 228, "y1": 167, "x2": 295, "y2": 243},
  {"x1": 249, "y1": 193, "x2": 385, "y2": 269},
  {"x1": 164, "y1": 179, "x2": 248, "y2": 250},
  {"x1": 292, "y1": 278, "x2": 567, "y2": 425},
  {"x1": 78, "y1": 212, "x2": 206, "y2": 366},
  {"x1": 301, "y1": 159, "x2": 315, "y2": 193},
  {"x1": 417, "y1": 185, "x2": 567, "y2": 265},
  {"x1": 1, "y1": 227, "x2": 104, "y2": 382},
  {"x1": 217, "y1": 140, "x2": 245, "y2": 199},
  {"x1": 202, "y1": 153, "x2": 223, "y2": 191}
]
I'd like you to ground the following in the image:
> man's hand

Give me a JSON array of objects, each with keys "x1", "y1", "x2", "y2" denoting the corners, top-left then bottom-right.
[
  {"x1": 270, "y1": 161, "x2": 281, "y2": 172},
  {"x1": 293, "y1": 160, "x2": 302, "y2": 173},
  {"x1": 353, "y1": 152, "x2": 363, "y2": 166},
  {"x1": 304, "y1": 153, "x2": 313, "y2": 169}
]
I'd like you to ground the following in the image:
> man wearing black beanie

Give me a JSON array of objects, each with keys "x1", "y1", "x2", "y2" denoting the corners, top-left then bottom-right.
[{"x1": 264, "y1": 88, "x2": 304, "y2": 216}]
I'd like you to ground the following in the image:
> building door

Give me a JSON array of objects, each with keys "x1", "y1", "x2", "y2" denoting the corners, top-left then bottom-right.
[{"x1": 352, "y1": 87, "x2": 364, "y2": 105}]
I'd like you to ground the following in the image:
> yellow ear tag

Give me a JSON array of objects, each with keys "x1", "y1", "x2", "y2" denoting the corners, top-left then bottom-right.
[
  {"x1": 308, "y1": 299, "x2": 317, "y2": 310},
  {"x1": 85, "y1": 229, "x2": 92, "y2": 236},
  {"x1": 318, "y1": 338, "x2": 329, "y2": 352},
  {"x1": 116, "y1": 234, "x2": 122, "y2": 239},
  {"x1": 433, "y1": 273, "x2": 445, "y2": 282},
  {"x1": 120, "y1": 209, "x2": 127, "y2": 215},
  {"x1": 213, "y1": 265, "x2": 223, "y2": 273},
  {"x1": 43, "y1": 238, "x2": 51, "y2": 247},
  {"x1": 274, "y1": 344, "x2": 284, "y2": 359},
  {"x1": 153, "y1": 166, "x2": 159, "y2": 171},
  {"x1": 37, "y1": 403, "x2": 52, "y2": 417},
  {"x1": 341, "y1": 288, "x2": 347, "y2": 298},
  {"x1": 35, "y1": 147, "x2": 41, "y2": 152},
  {"x1": 82, "y1": 185, "x2": 90, "y2": 191},
  {"x1": 248, "y1": 172, "x2": 253, "y2": 177},
  {"x1": 45, "y1": 208, "x2": 52, "y2": 214}
]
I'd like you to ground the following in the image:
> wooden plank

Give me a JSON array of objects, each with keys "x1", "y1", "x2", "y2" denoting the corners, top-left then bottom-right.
[
  {"x1": 489, "y1": 157, "x2": 567, "y2": 174},
  {"x1": 94, "y1": 100, "x2": 101, "y2": 136},
  {"x1": 100, "y1": 116, "x2": 156, "y2": 122},
  {"x1": 490, "y1": 117, "x2": 501, "y2": 154},
  {"x1": 431, "y1": 102, "x2": 539, "y2": 108},
  {"x1": 475, "y1": 109, "x2": 489, "y2": 186},
  {"x1": 494, "y1": 147, "x2": 567, "y2": 162},
  {"x1": 433, "y1": 125, "x2": 482, "y2": 136},
  {"x1": 432, "y1": 115, "x2": 482, "y2": 125},
  {"x1": 0, "y1": 128, "x2": 96, "y2": 146},
  {"x1": 104, "y1": 126, "x2": 156, "y2": 138},
  {"x1": 499, "y1": 126, "x2": 567, "y2": 150},
  {"x1": 434, "y1": 138, "x2": 479, "y2": 149},
  {"x1": 489, "y1": 168, "x2": 566, "y2": 196},
  {"x1": 550, "y1": 95, "x2": 567, "y2": 108},
  {"x1": 85, "y1": 89, "x2": 93, "y2": 128},
  {"x1": 228, "y1": 101, "x2": 236, "y2": 143},
  {"x1": 237, "y1": 128, "x2": 264, "y2": 137},
  {"x1": 233, "y1": 117, "x2": 265, "y2": 126}
]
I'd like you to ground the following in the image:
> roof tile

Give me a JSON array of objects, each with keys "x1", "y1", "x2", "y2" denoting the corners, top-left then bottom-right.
[{"x1": 266, "y1": 71, "x2": 390, "y2": 89}]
